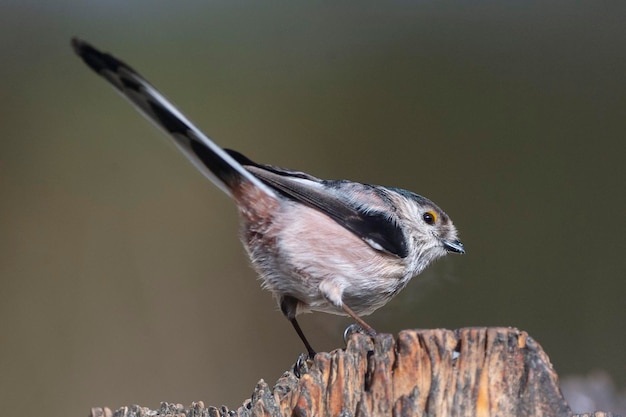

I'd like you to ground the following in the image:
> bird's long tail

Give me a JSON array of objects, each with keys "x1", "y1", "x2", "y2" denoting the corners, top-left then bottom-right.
[{"x1": 71, "y1": 38, "x2": 275, "y2": 199}]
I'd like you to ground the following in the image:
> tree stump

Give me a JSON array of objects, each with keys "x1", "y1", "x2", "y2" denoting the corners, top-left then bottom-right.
[{"x1": 89, "y1": 327, "x2": 619, "y2": 417}]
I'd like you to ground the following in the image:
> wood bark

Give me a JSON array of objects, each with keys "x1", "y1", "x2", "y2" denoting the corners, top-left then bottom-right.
[{"x1": 89, "y1": 327, "x2": 619, "y2": 417}]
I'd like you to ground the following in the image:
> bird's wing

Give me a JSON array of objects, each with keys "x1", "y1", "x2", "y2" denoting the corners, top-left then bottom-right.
[{"x1": 229, "y1": 155, "x2": 408, "y2": 258}]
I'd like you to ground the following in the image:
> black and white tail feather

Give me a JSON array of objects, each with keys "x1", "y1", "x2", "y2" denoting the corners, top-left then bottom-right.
[{"x1": 72, "y1": 38, "x2": 275, "y2": 199}]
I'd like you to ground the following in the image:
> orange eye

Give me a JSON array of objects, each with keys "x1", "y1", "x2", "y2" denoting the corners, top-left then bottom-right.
[{"x1": 423, "y1": 211, "x2": 437, "y2": 225}]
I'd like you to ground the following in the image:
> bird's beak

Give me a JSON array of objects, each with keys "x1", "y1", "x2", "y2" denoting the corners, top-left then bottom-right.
[{"x1": 443, "y1": 239, "x2": 465, "y2": 254}]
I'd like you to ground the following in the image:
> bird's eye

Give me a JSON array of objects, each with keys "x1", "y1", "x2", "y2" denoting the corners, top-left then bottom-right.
[{"x1": 423, "y1": 211, "x2": 437, "y2": 225}]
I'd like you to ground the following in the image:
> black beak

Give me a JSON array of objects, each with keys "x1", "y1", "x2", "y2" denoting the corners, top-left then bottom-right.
[{"x1": 443, "y1": 239, "x2": 465, "y2": 254}]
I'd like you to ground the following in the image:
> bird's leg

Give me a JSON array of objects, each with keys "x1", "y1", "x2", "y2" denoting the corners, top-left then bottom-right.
[
  {"x1": 288, "y1": 316, "x2": 317, "y2": 359},
  {"x1": 280, "y1": 296, "x2": 317, "y2": 359},
  {"x1": 341, "y1": 304, "x2": 377, "y2": 337}
]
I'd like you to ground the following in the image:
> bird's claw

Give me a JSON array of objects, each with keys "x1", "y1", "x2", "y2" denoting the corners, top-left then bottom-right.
[
  {"x1": 293, "y1": 352, "x2": 313, "y2": 378},
  {"x1": 343, "y1": 323, "x2": 374, "y2": 343}
]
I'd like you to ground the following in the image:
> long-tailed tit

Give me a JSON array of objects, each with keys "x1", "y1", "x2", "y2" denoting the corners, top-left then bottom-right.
[{"x1": 72, "y1": 38, "x2": 464, "y2": 358}]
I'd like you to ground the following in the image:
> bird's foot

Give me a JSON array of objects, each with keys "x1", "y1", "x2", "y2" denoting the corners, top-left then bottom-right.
[{"x1": 293, "y1": 352, "x2": 314, "y2": 378}]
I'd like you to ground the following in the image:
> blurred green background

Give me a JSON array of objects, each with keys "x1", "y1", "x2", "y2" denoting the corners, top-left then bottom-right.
[{"x1": 1, "y1": 1, "x2": 624, "y2": 416}]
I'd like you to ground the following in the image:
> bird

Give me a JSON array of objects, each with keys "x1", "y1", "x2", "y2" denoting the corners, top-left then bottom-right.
[{"x1": 72, "y1": 38, "x2": 464, "y2": 359}]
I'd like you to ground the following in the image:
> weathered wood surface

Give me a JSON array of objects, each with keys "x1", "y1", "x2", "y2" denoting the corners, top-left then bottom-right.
[{"x1": 90, "y1": 328, "x2": 620, "y2": 417}]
